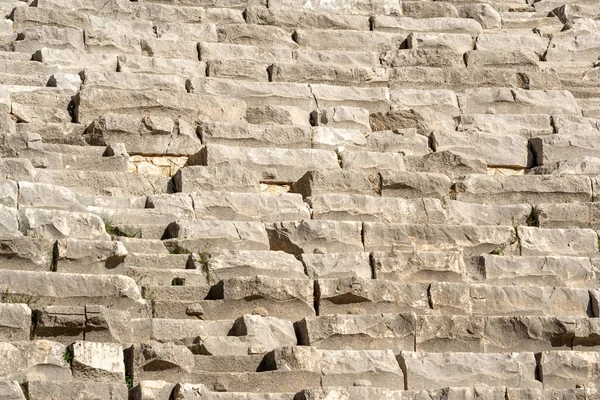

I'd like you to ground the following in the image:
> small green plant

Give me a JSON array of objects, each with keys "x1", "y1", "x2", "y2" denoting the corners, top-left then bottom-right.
[
  {"x1": 169, "y1": 244, "x2": 190, "y2": 254},
  {"x1": 102, "y1": 217, "x2": 141, "y2": 238},
  {"x1": 125, "y1": 374, "x2": 134, "y2": 390},
  {"x1": 197, "y1": 251, "x2": 211, "y2": 285},
  {"x1": 23, "y1": 229, "x2": 43, "y2": 239},
  {"x1": 171, "y1": 277, "x2": 186, "y2": 286},
  {"x1": 63, "y1": 348, "x2": 73, "y2": 366},
  {"x1": 489, "y1": 248, "x2": 502, "y2": 255}
]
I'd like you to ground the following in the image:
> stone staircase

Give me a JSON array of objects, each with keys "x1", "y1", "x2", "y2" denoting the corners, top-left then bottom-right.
[{"x1": 0, "y1": 0, "x2": 600, "y2": 398}]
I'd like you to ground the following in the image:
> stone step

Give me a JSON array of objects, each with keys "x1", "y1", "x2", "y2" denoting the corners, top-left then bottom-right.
[
  {"x1": 0, "y1": 340, "x2": 71, "y2": 383},
  {"x1": 32, "y1": 169, "x2": 171, "y2": 196},
  {"x1": 269, "y1": 62, "x2": 389, "y2": 87},
  {"x1": 294, "y1": 49, "x2": 380, "y2": 68},
  {"x1": 453, "y1": 174, "x2": 592, "y2": 205},
  {"x1": 82, "y1": 70, "x2": 187, "y2": 92},
  {"x1": 199, "y1": 42, "x2": 293, "y2": 64},
  {"x1": 398, "y1": 351, "x2": 540, "y2": 390},
  {"x1": 173, "y1": 166, "x2": 261, "y2": 193},
  {"x1": 292, "y1": 28, "x2": 404, "y2": 52},
  {"x1": 245, "y1": 7, "x2": 370, "y2": 31},
  {"x1": 533, "y1": 202, "x2": 600, "y2": 229},
  {"x1": 456, "y1": 113, "x2": 553, "y2": 139},
  {"x1": 372, "y1": 16, "x2": 483, "y2": 36},
  {"x1": 198, "y1": 121, "x2": 311, "y2": 149},
  {"x1": 116, "y1": 54, "x2": 205, "y2": 77},
  {"x1": 74, "y1": 87, "x2": 246, "y2": 126},
  {"x1": 193, "y1": 144, "x2": 340, "y2": 183},
  {"x1": 0, "y1": 270, "x2": 149, "y2": 317},
  {"x1": 26, "y1": 380, "x2": 128, "y2": 400},
  {"x1": 530, "y1": 132, "x2": 600, "y2": 166},
  {"x1": 204, "y1": 250, "x2": 307, "y2": 280}
]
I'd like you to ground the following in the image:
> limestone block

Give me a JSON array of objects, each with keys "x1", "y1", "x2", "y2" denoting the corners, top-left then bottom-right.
[
  {"x1": 18, "y1": 208, "x2": 109, "y2": 241},
  {"x1": 398, "y1": 351, "x2": 541, "y2": 390},
  {"x1": 266, "y1": 220, "x2": 363, "y2": 254},
  {"x1": 199, "y1": 42, "x2": 293, "y2": 63},
  {"x1": 270, "y1": 62, "x2": 389, "y2": 87},
  {"x1": 309, "y1": 84, "x2": 391, "y2": 113},
  {"x1": 407, "y1": 32, "x2": 474, "y2": 53},
  {"x1": 465, "y1": 50, "x2": 539, "y2": 71},
  {"x1": 70, "y1": 341, "x2": 124, "y2": 382},
  {"x1": 296, "y1": 313, "x2": 415, "y2": 351},
  {"x1": 373, "y1": 250, "x2": 465, "y2": 282},
  {"x1": 453, "y1": 175, "x2": 592, "y2": 204},
  {"x1": 301, "y1": 252, "x2": 371, "y2": 279},
  {"x1": 13, "y1": 26, "x2": 84, "y2": 53},
  {"x1": 246, "y1": 105, "x2": 310, "y2": 126},
  {"x1": 75, "y1": 88, "x2": 246, "y2": 126},
  {"x1": 218, "y1": 24, "x2": 297, "y2": 47},
  {"x1": 456, "y1": 114, "x2": 552, "y2": 139},
  {"x1": 85, "y1": 305, "x2": 132, "y2": 344},
  {"x1": 173, "y1": 166, "x2": 261, "y2": 194},
  {"x1": 476, "y1": 32, "x2": 549, "y2": 57},
  {"x1": 380, "y1": 171, "x2": 451, "y2": 199},
  {"x1": 34, "y1": 306, "x2": 85, "y2": 343},
  {"x1": 363, "y1": 223, "x2": 517, "y2": 255},
  {"x1": 268, "y1": 346, "x2": 404, "y2": 389},
  {"x1": 292, "y1": 170, "x2": 380, "y2": 198},
  {"x1": 311, "y1": 106, "x2": 371, "y2": 133},
  {"x1": 539, "y1": 351, "x2": 600, "y2": 389},
  {"x1": 317, "y1": 277, "x2": 429, "y2": 315},
  {"x1": 444, "y1": 201, "x2": 532, "y2": 226},
  {"x1": 197, "y1": 145, "x2": 340, "y2": 183},
  {"x1": 133, "y1": 342, "x2": 195, "y2": 381},
  {"x1": 199, "y1": 121, "x2": 311, "y2": 149},
  {"x1": 431, "y1": 130, "x2": 529, "y2": 168},
  {"x1": 535, "y1": 203, "x2": 600, "y2": 230},
  {"x1": 457, "y1": 88, "x2": 580, "y2": 115},
  {"x1": 458, "y1": 4, "x2": 501, "y2": 29},
  {"x1": 340, "y1": 151, "x2": 405, "y2": 172},
  {"x1": 480, "y1": 255, "x2": 596, "y2": 288},
  {"x1": 312, "y1": 126, "x2": 367, "y2": 151},
  {"x1": 372, "y1": 16, "x2": 482, "y2": 36},
  {"x1": 416, "y1": 315, "x2": 484, "y2": 353},
  {"x1": 0, "y1": 340, "x2": 71, "y2": 382},
  {"x1": 207, "y1": 250, "x2": 307, "y2": 279},
  {"x1": 164, "y1": 220, "x2": 270, "y2": 252},
  {"x1": 293, "y1": 28, "x2": 404, "y2": 52},
  {"x1": 234, "y1": 315, "x2": 297, "y2": 353},
  {"x1": 117, "y1": 54, "x2": 204, "y2": 76},
  {"x1": 518, "y1": 227, "x2": 599, "y2": 257},
  {"x1": 129, "y1": 380, "x2": 176, "y2": 400},
  {"x1": 531, "y1": 133, "x2": 600, "y2": 166},
  {"x1": 192, "y1": 192, "x2": 309, "y2": 222},
  {"x1": 0, "y1": 304, "x2": 31, "y2": 341},
  {"x1": 245, "y1": 7, "x2": 370, "y2": 31},
  {"x1": 27, "y1": 380, "x2": 128, "y2": 400},
  {"x1": 405, "y1": 151, "x2": 487, "y2": 178}
]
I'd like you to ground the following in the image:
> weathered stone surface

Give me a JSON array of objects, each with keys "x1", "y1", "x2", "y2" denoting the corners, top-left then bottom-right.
[
  {"x1": 380, "y1": 170, "x2": 452, "y2": 199},
  {"x1": 518, "y1": 227, "x2": 599, "y2": 257},
  {"x1": 296, "y1": 313, "x2": 415, "y2": 351},
  {"x1": 415, "y1": 315, "x2": 484, "y2": 353},
  {"x1": 317, "y1": 277, "x2": 428, "y2": 315},
  {"x1": 540, "y1": 351, "x2": 600, "y2": 389},
  {"x1": 0, "y1": 270, "x2": 148, "y2": 316},
  {"x1": 199, "y1": 122, "x2": 311, "y2": 149},
  {"x1": 173, "y1": 166, "x2": 261, "y2": 194},
  {"x1": 431, "y1": 130, "x2": 529, "y2": 168},
  {"x1": 0, "y1": 304, "x2": 31, "y2": 342},
  {"x1": 192, "y1": 192, "x2": 309, "y2": 222},
  {"x1": 266, "y1": 220, "x2": 363, "y2": 254},
  {"x1": 196, "y1": 144, "x2": 340, "y2": 183},
  {"x1": 293, "y1": 28, "x2": 403, "y2": 52},
  {"x1": 480, "y1": 255, "x2": 597, "y2": 288},
  {"x1": 18, "y1": 208, "x2": 109, "y2": 241},
  {"x1": 267, "y1": 346, "x2": 404, "y2": 389},
  {"x1": 373, "y1": 250, "x2": 465, "y2": 282},
  {"x1": 207, "y1": 250, "x2": 307, "y2": 279},
  {"x1": 531, "y1": 133, "x2": 600, "y2": 166},
  {"x1": 341, "y1": 150, "x2": 406, "y2": 172},
  {"x1": 430, "y1": 283, "x2": 591, "y2": 318},
  {"x1": 534, "y1": 203, "x2": 600, "y2": 230},
  {"x1": 301, "y1": 252, "x2": 371, "y2": 279},
  {"x1": 363, "y1": 223, "x2": 517, "y2": 255},
  {"x1": 85, "y1": 114, "x2": 202, "y2": 156},
  {"x1": 70, "y1": 341, "x2": 125, "y2": 382},
  {"x1": 454, "y1": 175, "x2": 593, "y2": 205},
  {"x1": 456, "y1": 114, "x2": 552, "y2": 139},
  {"x1": 292, "y1": 170, "x2": 380, "y2": 198},
  {"x1": 399, "y1": 351, "x2": 541, "y2": 390},
  {"x1": 311, "y1": 106, "x2": 371, "y2": 133},
  {"x1": 405, "y1": 151, "x2": 488, "y2": 178},
  {"x1": 75, "y1": 88, "x2": 247, "y2": 126},
  {"x1": 0, "y1": 340, "x2": 71, "y2": 382},
  {"x1": 27, "y1": 380, "x2": 128, "y2": 400},
  {"x1": 165, "y1": 220, "x2": 270, "y2": 252}
]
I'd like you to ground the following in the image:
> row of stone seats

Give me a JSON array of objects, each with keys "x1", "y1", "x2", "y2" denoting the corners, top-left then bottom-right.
[{"x1": 2, "y1": 338, "x2": 600, "y2": 394}]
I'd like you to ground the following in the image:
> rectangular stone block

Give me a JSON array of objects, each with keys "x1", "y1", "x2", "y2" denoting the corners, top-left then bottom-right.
[
  {"x1": 453, "y1": 175, "x2": 593, "y2": 205},
  {"x1": 317, "y1": 277, "x2": 429, "y2": 315},
  {"x1": 416, "y1": 315, "x2": 484, "y2": 353},
  {"x1": 398, "y1": 351, "x2": 541, "y2": 390},
  {"x1": 540, "y1": 351, "x2": 600, "y2": 389},
  {"x1": 518, "y1": 227, "x2": 599, "y2": 257},
  {"x1": 266, "y1": 220, "x2": 363, "y2": 255},
  {"x1": 373, "y1": 250, "x2": 465, "y2": 282},
  {"x1": 199, "y1": 121, "x2": 312, "y2": 149},
  {"x1": 363, "y1": 223, "x2": 517, "y2": 255},
  {"x1": 292, "y1": 170, "x2": 381, "y2": 198},
  {"x1": 206, "y1": 250, "x2": 307, "y2": 280},
  {"x1": 380, "y1": 171, "x2": 452, "y2": 199},
  {"x1": 173, "y1": 166, "x2": 261, "y2": 194},
  {"x1": 301, "y1": 252, "x2": 371, "y2": 279},
  {"x1": 164, "y1": 220, "x2": 269, "y2": 252},
  {"x1": 293, "y1": 28, "x2": 404, "y2": 52}
]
